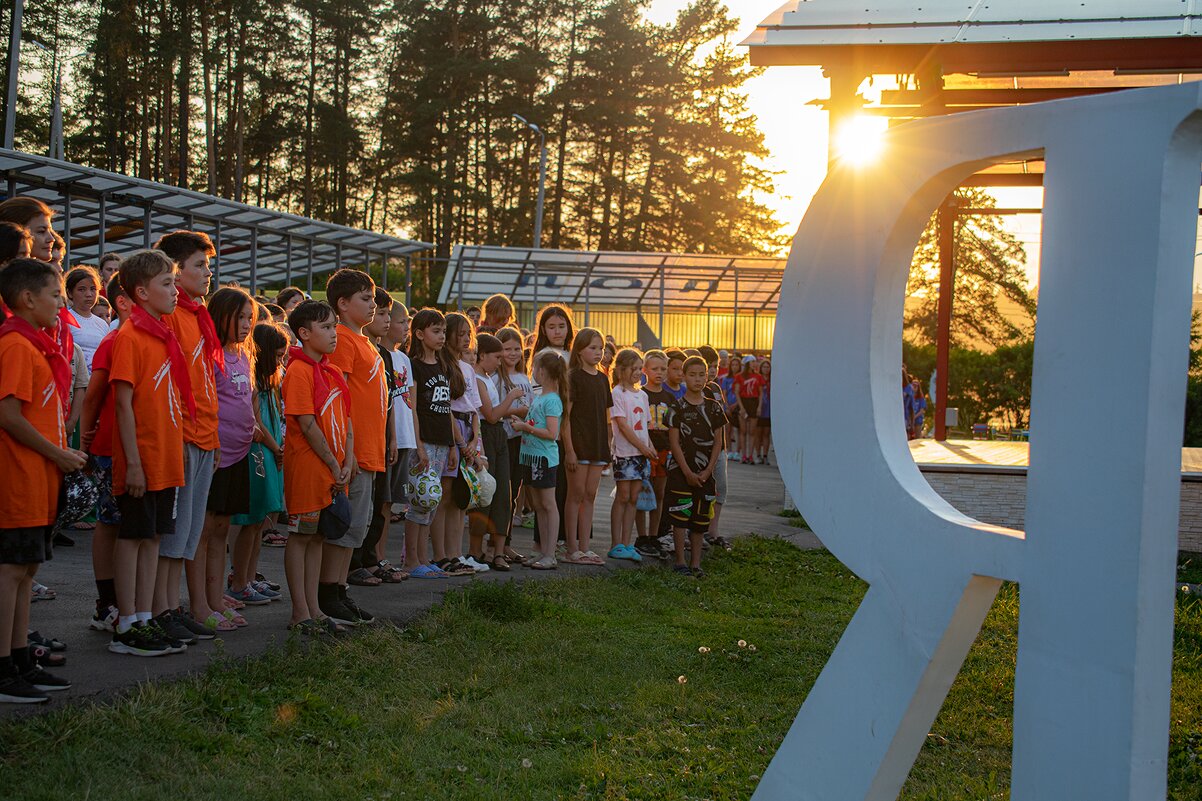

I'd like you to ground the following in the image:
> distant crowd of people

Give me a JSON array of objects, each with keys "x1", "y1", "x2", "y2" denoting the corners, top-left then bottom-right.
[{"x1": 0, "y1": 195, "x2": 773, "y2": 704}]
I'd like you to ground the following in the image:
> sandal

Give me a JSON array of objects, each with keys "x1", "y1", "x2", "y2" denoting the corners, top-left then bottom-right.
[
  {"x1": 490, "y1": 555, "x2": 511, "y2": 572},
  {"x1": 582, "y1": 550, "x2": 606, "y2": 565},
  {"x1": 372, "y1": 561, "x2": 407, "y2": 583},
  {"x1": 563, "y1": 550, "x2": 589, "y2": 565},
  {"x1": 261, "y1": 529, "x2": 287, "y2": 547},
  {"x1": 348, "y1": 568, "x2": 383, "y2": 587},
  {"x1": 30, "y1": 582, "x2": 56, "y2": 602},
  {"x1": 32, "y1": 643, "x2": 66, "y2": 668},
  {"x1": 203, "y1": 612, "x2": 238, "y2": 632},
  {"x1": 222, "y1": 608, "x2": 249, "y2": 628},
  {"x1": 530, "y1": 556, "x2": 557, "y2": 570},
  {"x1": 28, "y1": 630, "x2": 66, "y2": 652}
]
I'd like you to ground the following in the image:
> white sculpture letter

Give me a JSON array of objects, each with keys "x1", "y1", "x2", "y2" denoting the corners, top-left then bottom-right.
[{"x1": 761, "y1": 84, "x2": 1202, "y2": 800}]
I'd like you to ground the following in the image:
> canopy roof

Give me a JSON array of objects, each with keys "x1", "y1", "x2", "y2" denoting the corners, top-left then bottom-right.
[
  {"x1": 0, "y1": 148, "x2": 431, "y2": 292},
  {"x1": 439, "y1": 245, "x2": 786, "y2": 312},
  {"x1": 744, "y1": 1, "x2": 1202, "y2": 72}
]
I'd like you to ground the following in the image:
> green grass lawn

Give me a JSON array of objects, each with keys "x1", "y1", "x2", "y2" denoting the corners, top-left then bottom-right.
[{"x1": 1, "y1": 538, "x2": 1200, "y2": 800}]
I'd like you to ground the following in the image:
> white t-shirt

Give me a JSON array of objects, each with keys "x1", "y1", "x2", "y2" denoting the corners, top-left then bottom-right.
[
  {"x1": 478, "y1": 370, "x2": 502, "y2": 407},
  {"x1": 497, "y1": 372, "x2": 533, "y2": 439},
  {"x1": 69, "y1": 309, "x2": 110, "y2": 369},
  {"x1": 610, "y1": 384, "x2": 652, "y2": 458},
  {"x1": 450, "y1": 359, "x2": 482, "y2": 414},
  {"x1": 389, "y1": 350, "x2": 416, "y2": 450}
]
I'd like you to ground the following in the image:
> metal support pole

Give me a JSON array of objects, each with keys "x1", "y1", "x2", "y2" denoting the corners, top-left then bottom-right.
[
  {"x1": 584, "y1": 262, "x2": 592, "y2": 326},
  {"x1": 404, "y1": 255, "x2": 412, "y2": 307},
  {"x1": 733, "y1": 270, "x2": 740, "y2": 351},
  {"x1": 753, "y1": 309, "x2": 759, "y2": 353},
  {"x1": 213, "y1": 220, "x2": 222, "y2": 286},
  {"x1": 307, "y1": 239, "x2": 314, "y2": 293},
  {"x1": 380, "y1": 253, "x2": 387, "y2": 291},
  {"x1": 62, "y1": 195, "x2": 71, "y2": 267},
  {"x1": 336, "y1": 243, "x2": 342, "y2": 272},
  {"x1": 97, "y1": 196, "x2": 106, "y2": 262},
  {"x1": 285, "y1": 236, "x2": 292, "y2": 287},
  {"x1": 142, "y1": 206, "x2": 152, "y2": 248},
  {"x1": 3, "y1": 0, "x2": 23, "y2": 150},
  {"x1": 49, "y1": 61, "x2": 63, "y2": 159},
  {"x1": 535, "y1": 132, "x2": 546, "y2": 248},
  {"x1": 658, "y1": 266, "x2": 666, "y2": 346},
  {"x1": 934, "y1": 201, "x2": 956, "y2": 440},
  {"x1": 249, "y1": 227, "x2": 258, "y2": 295}
]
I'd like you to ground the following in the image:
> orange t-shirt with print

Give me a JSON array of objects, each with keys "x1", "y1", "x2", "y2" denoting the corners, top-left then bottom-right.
[
  {"x1": 328, "y1": 326, "x2": 388, "y2": 473},
  {"x1": 109, "y1": 324, "x2": 186, "y2": 494},
  {"x1": 166, "y1": 304, "x2": 220, "y2": 450},
  {"x1": 0, "y1": 333, "x2": 65, "y2": 527},
  {"x1": 282, "y1": 359, "x2": 349, "y2": 515}
]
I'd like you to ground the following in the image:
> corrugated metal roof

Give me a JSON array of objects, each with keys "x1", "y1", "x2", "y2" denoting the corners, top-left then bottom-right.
[
  {"x1": 744, "y1": 0, "x2": 1202, "y2": 47},
  {"x1": 0, "y1": 148, "x2": 432, "y2": 291},
  {"x1": 439, "y1": 245, "x2": 786, "y2": 312}
]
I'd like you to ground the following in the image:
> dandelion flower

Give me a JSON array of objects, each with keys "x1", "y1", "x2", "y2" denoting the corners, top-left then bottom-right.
[
  {"x1": 521, "y1": 758, "x2": 533, "y2": 769},
  {"x1": 457, "y1": 765, "x2": 467, "y2": 773},
  {"x1": 677, "y1": 675, "x2": 688, "y2": 684},
  {"x1": 748, "y1": 644, "x2": 757, "y2": 652},
  {"x1": 698, "y1": 646, "x2": 710, "y2": 654},
  {"x1": 738, "y1": 639, "x2": 748, "y2": 648}
]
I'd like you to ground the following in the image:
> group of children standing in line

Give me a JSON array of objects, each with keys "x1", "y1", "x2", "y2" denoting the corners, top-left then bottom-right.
[{"x1": 0, "y1": 196, "x2": 772, "y2": 704}]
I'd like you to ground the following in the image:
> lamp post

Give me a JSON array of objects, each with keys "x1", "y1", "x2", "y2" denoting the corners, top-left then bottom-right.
[
  {"x1": 513, "y1": 113, "x2": 546, "y2": 309},
  {"x1": 4, "y1": 0, "x2": 23, "y2": 150}
]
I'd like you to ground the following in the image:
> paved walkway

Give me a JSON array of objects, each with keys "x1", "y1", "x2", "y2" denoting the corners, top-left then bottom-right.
[
  {"x1": 5, "y1": 458, "x2": 819, "y2": 717},
  {"x1": 910, "y1": 438, "x2": 1202, "y2": 474}
]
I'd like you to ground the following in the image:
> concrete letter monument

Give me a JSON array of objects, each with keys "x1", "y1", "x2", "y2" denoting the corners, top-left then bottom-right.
[{"x1": 762, "y1": 84, "x2": 1202, "y2": 799}]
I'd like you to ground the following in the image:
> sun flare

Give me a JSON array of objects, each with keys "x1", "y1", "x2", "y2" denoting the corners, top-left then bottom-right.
[{"x1": 834, "y1": 115, "x2": 888, "y2": 166}]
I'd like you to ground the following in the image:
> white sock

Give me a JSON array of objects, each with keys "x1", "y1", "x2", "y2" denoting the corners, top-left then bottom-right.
[
  {"x1": 135, "y1": 611, "x2": 152, "y2": 624},
  {"x1": 117, "y1": 615, "x2": 137, "y2": 633}
]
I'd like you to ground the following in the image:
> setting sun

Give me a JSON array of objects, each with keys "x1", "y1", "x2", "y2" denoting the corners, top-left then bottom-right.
[{"x1": 834, "y1": 114, "x2": 888, "y2": 166}]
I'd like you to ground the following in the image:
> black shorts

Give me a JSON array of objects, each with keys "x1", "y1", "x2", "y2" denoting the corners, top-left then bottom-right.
[
  {"x1": 757, "y1": 417, "x2": 771, "y2": 430},
  {"x1": 665, "y1": 482, "x2": 716, "y2": 535},
  {"x1": 740, "y1": 397, "x2": 759, "y2": 420},
  {"x1": 207, "y1": 455, "x2": 250, "y2": 516},
  {"x1": 118, "y1": 488, "x2": 178, "y2": 540},
  {"x1": 522, "y1": 458, "x2": 557, "y2": 489},
  {"x1": 0, "y1": 526, "x2": 53, "y2": 564}
]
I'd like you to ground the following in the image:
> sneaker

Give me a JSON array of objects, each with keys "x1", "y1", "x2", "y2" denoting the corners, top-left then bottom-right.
[
  {"x1": 691, "y1": 567, "x2": 707, "y2": 579},
  {"x1": 634, "y1": 537, "x2": 663, "y2": 558},
  {"x1": 672, "y1": 564, "x2": 692, "y2": 576},
  {"x1": 90, "y1": 604, "x2": 119, "y2": 633},
  {"x1": 145, "y1": 619, "x2": 189, "y2": 653},
  {"x1": 153, "y1": 611, "x2": 198, "y2": 646},
  {"x1": 251, "y1": 580, "x2": 282, "y2": 600},
  {"x1": 318, "y1": 590, "x2": 358, "y2": 626},
  {"x1": 255, "y1": 572, "x2": 282, "y2": 592},
  {"x1": 340, "y1": 590, "x2": 375, "y2": 624},
  {"x1": 108, "y1": 623, "x2": 171, "y2": 657},
  {"x1": 520, "y1": 513, "x2": 535, "y2": 529},
  {"x1": 0, "y1": 671, "x2": 48, "y2": 704},
  {"x1": 657, "y1": 534, "x2": 675, "y2": 553},
  {"x1": 172, "y1": 608, "x2": 216, "y2": 640},
  {"x1": 228, "y1": 585, "x2": 272, "y2": 606},
  {"x1": 459, "y1": 555, "x2": 490, "y2": 573},
  {"x1": 22, "y1": 665, "x2": 70, "y2": 692}
]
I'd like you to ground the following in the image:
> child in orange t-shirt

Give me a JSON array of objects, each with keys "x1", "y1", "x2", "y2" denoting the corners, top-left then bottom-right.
[
  {"x1": 0, "y1": 258, "x2": 87, "y2": 703},
  {"x1": 108, "y1": 250, "x2": 192, "y2": 658},
  {"x1": 282, "y1": 300, "x2": 353, "y2": 635},
  {"x1": 78, "y1": 272, "x2": 133, "y2": 634},
  {"x1": 320, "y1": 269, "x2": 390, "y2": 627},
  {"x1": 155, "y1": 231, "x2": 220, "y2": 637}
]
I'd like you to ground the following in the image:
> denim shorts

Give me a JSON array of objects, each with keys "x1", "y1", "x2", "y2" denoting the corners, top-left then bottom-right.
[{"x1": 612, "y1": 455, "x2": 650, "y2": 482}]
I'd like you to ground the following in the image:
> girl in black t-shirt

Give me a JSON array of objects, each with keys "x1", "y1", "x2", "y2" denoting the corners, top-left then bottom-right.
[
  {"x1": 563, "y1": 327, "x2": 612, "y2": 566},
  {"x1": 401, "y1": 308, "x2": 457, "y2": 579}
]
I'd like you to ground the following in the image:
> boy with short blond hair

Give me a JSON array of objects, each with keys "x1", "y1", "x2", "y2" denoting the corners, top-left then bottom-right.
[
  {"x1": 108, "y1": 250, "x2": 193, "y2": 657},
  {"x1": 0, "y1": 259, "x2": 86, "y2": 702},
  {"x1": 320, "y1": 269, "x2": 391, "y2": 625}
]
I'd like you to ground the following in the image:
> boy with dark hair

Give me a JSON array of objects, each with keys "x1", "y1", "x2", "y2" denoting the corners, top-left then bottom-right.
[
  {"x1": 0, "y1": 259, "x2": 86, "y2": 702},
  {"x1": 109, "y1": 250, "x2": 194, "y2": 656},
  {"x1": 322, "y1": 269, "x2": 391, "y2": 625},
  {"x1": 699, "y1": 345, "x2": 732, "y2": 551},
  {"x1": 664, "y1": 355, "x2": 727, "y2": 577},
  {"x1": 154, "y1": 230, "x2": 222, "y2": 637},
  {"x1": 282, "y1": 300, "x2": 354, "y2": 634},
  {"x1": 664, "y1": 349, "x2": 687, "y2": 400},
  {"x1": 350, "y1": 288, "x2": 403, "y2": 584}
]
